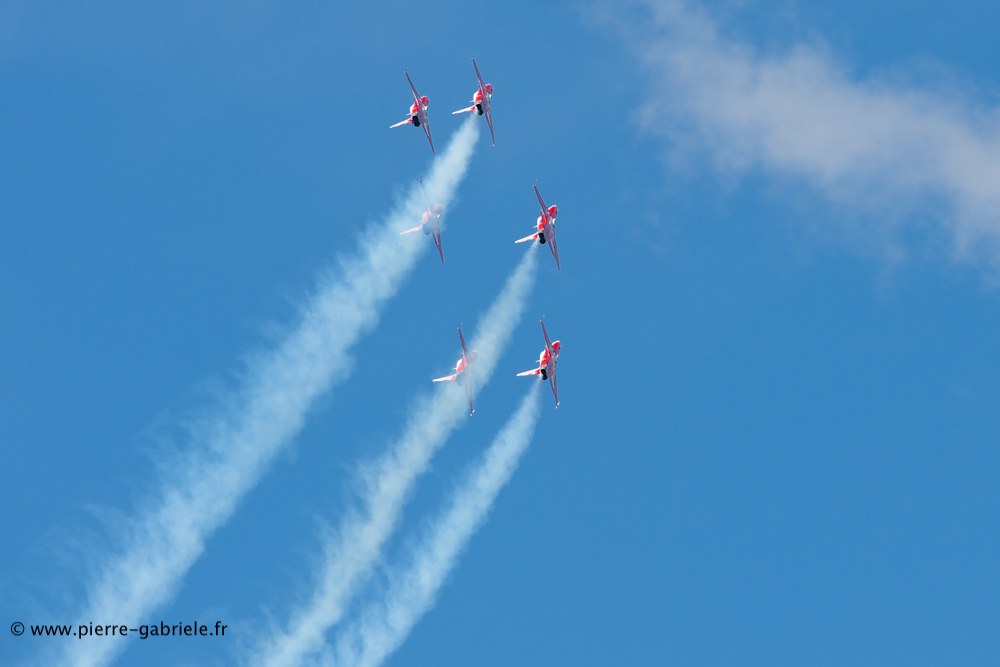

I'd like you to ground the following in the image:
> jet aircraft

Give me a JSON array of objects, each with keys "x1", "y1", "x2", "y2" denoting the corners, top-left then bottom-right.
[
  {"x1": 400, "y1": 178, "x2": 445, "y2": 263},
  {"x1": 452, "y1": 57, "x2": 495, "y2": 146},
  {"x1": 432, "y1": 324, "x2": 476, "y2": 415},
  {"x1": 515, "y1": 183, "x2": 560, "y2": 271},
  {"x1": 390, "y1": 70, "x2": 435, "y2": 155},
  {"x1": 516, "y1": 317, "x2": 561, "y2": 408}
]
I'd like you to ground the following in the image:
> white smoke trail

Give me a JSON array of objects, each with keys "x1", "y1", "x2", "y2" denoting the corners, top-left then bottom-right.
[
  {"x1": 54, "y1": 120, "x2": 479, "y2": 667},
  {"x1": 329, "y1": 382, "x2": 543, "y2": 667},
  {"x1": 255, "y1": 243, "x2": 539, "y2": 667}
]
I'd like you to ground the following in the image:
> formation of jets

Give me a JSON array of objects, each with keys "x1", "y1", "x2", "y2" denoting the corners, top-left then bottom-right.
[
  {"x1": 390, "y1": 58, "x2": 496, "y2": 155},
  {"x1": 393, "y1": 58, "x2": 563, "y2": 410}
]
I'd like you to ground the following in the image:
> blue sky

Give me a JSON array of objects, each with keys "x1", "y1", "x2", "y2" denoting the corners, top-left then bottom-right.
[{"x1": 3, "y1": 1, "x2": 1000, "y2": 665}]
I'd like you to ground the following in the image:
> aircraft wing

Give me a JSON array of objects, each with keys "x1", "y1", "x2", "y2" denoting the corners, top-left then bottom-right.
[
  {"x1": 389, "y1": 118, "x2": 412, "y2": 129},
  {"x1": 483, "y1": 106, "x2": 495, "y2": 146},
  {"x1": 432, "y1": 373, "x2": 458, "y2": 382},
  {"x1": 400, "y1": 224, "x2": 424, "y2": 235},
  {"x1": 547, "y1": 229, "x2": 561, "y2": 271},
  {"x1": 432, "y1": 231, "x2": 444, "y2": 263},
  {"x1": 548, "y1": 366, "x2": 559, "y2": 408},
  {"x1": 541, "y1": 318, "x2": 555, "y2": 357},
  {"x1": 473, "y1": 57, "x2": 487, "y2": 93},
  {"x1": 534, "y1": 183, "x2": 549, "y2": 222},
  {"x1": 405, "y1": 69, "x2": 421, "y2": 103},
  {"x1": 422, "y1": 120, "x2": 435, "y2": 155},
  {"x1": 452, "y1": 104, "x2": 476, "y2": 115},
  {"x1": 464, "y1": 381, "x2": 475, "y2": 415},
  {"x1": 516, "y1": 367, "x2": 541, "y2": 377},
  {"x1": 472, "y1": 56, "x2": 486, "y2": 88},
  {"x1": 458, "y1": 325, "x2": 471, "y2": 364},
  {"x1": 514, "y1": 231, "x2": 539, "y2": 244}
]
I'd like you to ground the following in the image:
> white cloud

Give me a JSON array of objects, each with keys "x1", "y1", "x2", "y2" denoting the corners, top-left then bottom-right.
[{"x1": 616, "y1": 0, "x2": 1000, "y2": 268}]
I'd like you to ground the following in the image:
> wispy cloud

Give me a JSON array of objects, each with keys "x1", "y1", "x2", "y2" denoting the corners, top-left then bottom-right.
[
  {"x1": 328, "y1": 382, "x2": 543, "y2": 667},
  {"x1": 612, "y1": 0, "x2": 1000, "y2": 268},
  {"x1": 55, "y1": 120, "x2": 479, "y2": 667},
  {"x1": 255, "y1": 244, "x2": 539, "y2": 667}
]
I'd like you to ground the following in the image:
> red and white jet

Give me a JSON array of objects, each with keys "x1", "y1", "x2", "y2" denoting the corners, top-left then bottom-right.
[
  {"x1": 400, "y1": 178, "x2": 445, "y2": 263},
  {"x1": 515, "y1": 183, "x2": 560, "y2": 271},
  {"x1": 390, "y1": 70, "x2": 435, "y2": 155},
  {"x1": 432, "y1": 324, "x2": 476, "y2": 415},
  {"x1": 516, "y1": 317, "x2": 561, "y2": 408},
  {"x1": 451, "y1": 57, "x2": 495, "y2": 147}
]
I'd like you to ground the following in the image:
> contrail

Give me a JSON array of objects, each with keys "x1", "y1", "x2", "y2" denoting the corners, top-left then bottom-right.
[
  {"x1": 329, "y1": 382, "x2": 543, "y2": 667},
  {"x1": 255, "y1": 244, "x2": 539, "y2": 667},
  {"x1": 53, "y1": 120, "x2": 479, "y2": 667}
]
